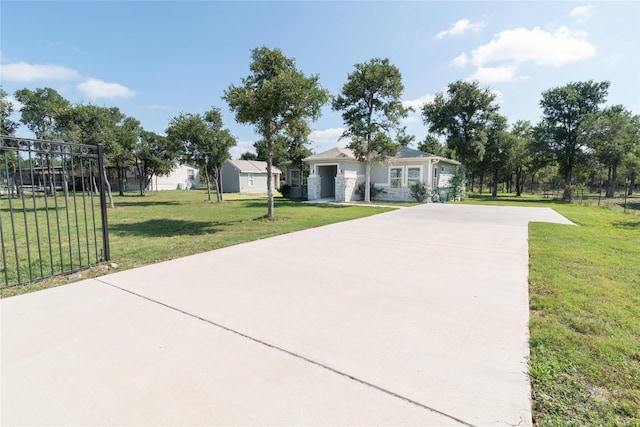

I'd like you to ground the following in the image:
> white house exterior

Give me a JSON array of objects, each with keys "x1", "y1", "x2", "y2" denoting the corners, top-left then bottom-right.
[
  {"x1": 149, "y1": 163, "x2": 199, "y2": 191},
  {"x1": 221, "y1": 160, "x2": 281, "y2": 193},
  {"x1": 304, "y1": 147, "x2": 461, "y2": 202}
]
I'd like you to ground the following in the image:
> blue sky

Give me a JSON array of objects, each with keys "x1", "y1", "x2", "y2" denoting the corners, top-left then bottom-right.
[{"x1": 2, "y1": 1, "x2": 639, "y2": 158}]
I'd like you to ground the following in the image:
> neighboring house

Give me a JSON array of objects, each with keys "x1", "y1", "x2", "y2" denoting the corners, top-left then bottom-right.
[
  {"x1": 221, "y1": 160, "x2": 281, "y2": 193},
  {"x1": 303, "y1": 147, "x2": 461, "y2": 202},
  {"x1": 112, "y1": 163, "x2": 200, "y2": 192}
]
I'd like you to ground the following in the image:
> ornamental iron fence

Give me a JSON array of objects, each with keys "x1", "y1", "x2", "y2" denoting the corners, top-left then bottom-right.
[{"x1": 0, "y1": 136, "x2": 110, "y2": 288}]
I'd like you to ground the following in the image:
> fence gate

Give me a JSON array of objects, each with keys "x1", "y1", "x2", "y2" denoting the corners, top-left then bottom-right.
[{"x1": 0, "y1": 136, "x2": 110, "y2": 288}]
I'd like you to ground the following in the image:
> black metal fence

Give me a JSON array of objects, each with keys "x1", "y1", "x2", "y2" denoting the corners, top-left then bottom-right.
[{"x1": 0, "y1": 136, "x2": 110, "y2": 288}]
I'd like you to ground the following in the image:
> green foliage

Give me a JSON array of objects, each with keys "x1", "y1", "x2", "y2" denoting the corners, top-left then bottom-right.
[
  {"x1": 332, "y1": 57, "x2": 409, "y2": 202},
  {"x1": 538, "y1": 80, "x2": 610, "y2": 194},
  {"x1": 166, "y1": 108, "x2": 236, "y2": 202},
  {"x1": 134, "y1": 131, "x2": 179, "y2": 195},
  {"x1": 14, "y1": 87, "x2": 70, "y2": 139},
  {"x1": 223, "y1": 46, "x2": 329, "y2": 218},
  {"x1": 279, "y1": 183, "x2": 291, "y2": 197},
  {"x1": 355, "y1": 181, "x2": 386, "y2": 200},
  {"x1": 409, "y1": 181, "x2": 429, "y2": 202},
  {"x1": 422, "y1": 80, "x2": 501, "y2": 168},
  {"x1": 1, "y1": 87, "x2": 19, "y2": 135},
  {"x1": 418, "y1": 134, "x2": 446, "y2": 157},
  {"x1": 239, "y1": 151, "x2": 258, "y2": 161},
  {"x1": 449, "y1": 166, "x2": 466, "y2": 201}
]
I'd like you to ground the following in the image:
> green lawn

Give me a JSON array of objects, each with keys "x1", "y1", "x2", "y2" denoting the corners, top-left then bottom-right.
[
  {"x1": 463, "y1": 194, "x2": 640, "y2": 425},
  {"x1": 1, "y1": 190, "x2": 392, "y2": 297}
]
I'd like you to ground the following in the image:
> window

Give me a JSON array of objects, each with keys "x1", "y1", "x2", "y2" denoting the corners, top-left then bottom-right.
[
  {"x1": 291, "y1": 170, "x2": 301, "y2": 187},
  {"x1": 407, "y1": 167, "x2": 421, "y2": 187},
  {"x1": 390, "y1": 167, "x2": 402, "y2": 188},
  {"x1": 187, "y1": 169, "x2": 195, "y2": 183},
  {"x1": 248, "y1": 173, "x2": 254, "y2": 186}
]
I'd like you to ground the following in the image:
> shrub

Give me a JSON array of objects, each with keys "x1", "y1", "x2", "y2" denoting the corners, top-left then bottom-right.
[
  {"x1": 355, "y1": 182, "x2": 386, "y2": 200},
  {"x1": 410, "y1": 181, "x2": 429, "y2": 202},
  {"x1": 279, "y1": 184, "x2": 291, "y2": 197}
]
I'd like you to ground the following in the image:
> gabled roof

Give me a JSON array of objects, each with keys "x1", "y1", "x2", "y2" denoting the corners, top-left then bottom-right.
[
  {"x1": 304, "y1": 146, "x2": 460, "y2": 165},
  {"x1": 226, "y1": 160, "x2": 282, "y2": 174},
  {"x1": 303, "y1": 147, "x2": 356, "y2": 161}
]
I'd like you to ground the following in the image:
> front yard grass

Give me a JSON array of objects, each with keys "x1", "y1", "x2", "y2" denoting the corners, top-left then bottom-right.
[
  {"x1": 463, "y1": 194, "x2": 640, "y2": 425},
  {"x1": 1, "y1": 191, "x2": 392, "y2": 298}
]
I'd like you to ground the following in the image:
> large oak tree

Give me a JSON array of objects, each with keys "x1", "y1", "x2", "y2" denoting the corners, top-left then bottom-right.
[
  {"x1": 224, "y1": 46, "x2": 329, "y2": 218},
  {"x1": 332, "y1": 58, "x2": 409, "y2": 202}
]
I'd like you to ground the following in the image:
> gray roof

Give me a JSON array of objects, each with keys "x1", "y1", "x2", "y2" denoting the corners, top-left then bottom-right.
[
  {"x1": 303, "y1": 146, "x2": 460, "y2": 165},
  {"x1": 396, "y1": 147, "x2": 435, "y2": 158},
  {"x1": 303, "y1": 147, "x2": 356, "y2": 161},
  {"x1": 226, "y1": 160, "x2": 281, "y2": 174}
]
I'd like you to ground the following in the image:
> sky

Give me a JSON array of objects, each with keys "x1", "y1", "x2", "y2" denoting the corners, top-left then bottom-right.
[{"x1": 1, "y1": 1, "x2": 639, "y2": 159}]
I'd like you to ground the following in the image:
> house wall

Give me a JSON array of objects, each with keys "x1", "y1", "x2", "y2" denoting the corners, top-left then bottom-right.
[
  {"x1": 151, "y1": 164, "x2": 199, "y2": 191},
  {"x1": 221, "y1": 163, "x2": 240, "y2": 193}
]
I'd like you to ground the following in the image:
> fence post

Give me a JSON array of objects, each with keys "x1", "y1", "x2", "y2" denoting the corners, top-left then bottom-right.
[{"x1": 96, "y1": 144, "x2": 110, "y2": 261}]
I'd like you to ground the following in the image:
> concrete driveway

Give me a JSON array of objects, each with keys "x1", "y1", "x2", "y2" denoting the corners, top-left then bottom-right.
[{"x1": 1, "y1": 204, "x2": 573, "y2": 426}]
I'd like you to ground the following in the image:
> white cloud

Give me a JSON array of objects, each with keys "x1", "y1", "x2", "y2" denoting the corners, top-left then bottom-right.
[
  {"x1": 77, "y1": 78, "x2": 136, "y2": 99},
  {"x1": 569, "y1": 5, "x2": 595, "y2": 23},
  {"x1": 451, "y1": 52, "x2": 469, "y2": 67},
  {"x1": 436, "y1": 19, "x2": 485, "y2": 39},
  {"x1": 470, "y1": 26, "x2": 595, "y2": 67},
  {"x1": 402, "y1": 93, "x2": 435, "y2": 110},
  {"x1": 309, "y1": 128, "x2": 349, "y2": 153},
  {"x1": 6, "y1": 95, "x2": 24, "y2": 112},
  {"x1": 468, "y1": 65, "x2": 527, "y2": 84},
  {"x1": 0, "y1": 61, "x2": 79, "y2": 82},
  {"x1": 230, "y1": 139, "x2": 255, "y2": 160}
]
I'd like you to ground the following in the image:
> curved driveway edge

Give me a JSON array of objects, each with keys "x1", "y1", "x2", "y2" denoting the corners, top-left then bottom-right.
[{"x1": 1, "y1": 204, "x2": 573, "y2": 426}]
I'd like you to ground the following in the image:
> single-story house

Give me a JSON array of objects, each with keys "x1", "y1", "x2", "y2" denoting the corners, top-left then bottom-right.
[
  {"x1": 303, "y1": 147, "x2": 461, "y2": 202},
  {"x1": 221, "y1": 159, "x2": 281, "y2": 193},
  {"x1": 109, "y1": 163, "x2": 199, "y2": 192}
]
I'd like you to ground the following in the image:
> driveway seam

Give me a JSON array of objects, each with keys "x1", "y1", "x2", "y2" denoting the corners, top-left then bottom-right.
[{"x1": 96, "y1": 278, "x2": 477, "y2": 427}]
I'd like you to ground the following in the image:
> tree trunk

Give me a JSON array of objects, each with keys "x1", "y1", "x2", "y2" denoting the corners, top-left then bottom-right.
[
  {"x1": 102, "y1": 167, "x2": 114, "y2": 208},
  {"x1": 515, "y1": 169, "x2": 522, "y2": 197},
  {"x1": 606, "y1": 166, "x2": 617, "y2": 198},
  {"x1": 492, "y1": 168, "x2": 499, "y2": 197},
  {"x1": 117, "y1": 167, "x2": 124, "y2": 196},
  {"x1": 629, "y1": 171, "x2": 636, "y2": 196},
  {"x1": 214, "y1": 166, "x2": 223, "y2": 202},
  {"x1": 204, "y1": 169, "x2": 212, "y2": 201},
  {"x1": 469, "y1": 172, "x2": 474, "y2": 192},
  {"x1": 266, "y1": 136, "x2": 274, "y2": 219},
  {"x1": 562, "y1": 168, "x2": 573, "y2": 201},
  {"x1": 478, "y1": 173, "x2": 484, "y2": 195},
  {"x1": 364, "y1": 152, "x2": 371, "y2": 203}
]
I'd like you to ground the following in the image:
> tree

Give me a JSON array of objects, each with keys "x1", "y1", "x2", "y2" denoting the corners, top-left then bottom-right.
[
  {"x1": 56, "y1": 104, "x2": 123, "y2": 207},
  {"x1": 332, "y1": 58, "x2": 409, "y2": 202},
  {"x1": 133, "y1": 131, "x2": 178, "y2": 195},
  {"x1": 111, "y1": 116, "x2": 141, "y2": 196},
  {"x1": 253, "y1": 136, "x2": 289, "y2": 166},
  {"x1": 478, "y1": 114, "x2": 510, "y2": 197},
  {"x1": 418, "y1": 134, "x2": 446, "y2": 157},
  {"x1": 538, "y1": 80, "x2": 609, "y2": 200},
  {"x1": 396, "y1": 126, "x2": 415, "y2": 148},
  {"x1": 239, "y1": 152, "x2": 258, "y2": 161},
  {"x1": 1, "y1": 88, "x2": 19, "y2": 135},
  {"x1": 422, "y1": 80, "x2": 500, "y2": 169},
  {"x1": 14, "y1": 87, "x2": 69, "y2": 139},
  {"x1": 580, "y1": 105, "x2": 639, "y2": 197},
  {"x1": 1, "y1": 88, "x2": 20, "y2": 197},
  {"x1": 166, "y1": 108, "x2": 236, "y2": 202},
  {"x1": 224, "y1": 46, "x2": 329, "y2": 218}
]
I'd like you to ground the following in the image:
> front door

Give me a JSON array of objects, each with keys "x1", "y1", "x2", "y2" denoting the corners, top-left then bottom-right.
[{"x1": 318, "y1": 165, "x2": 337, "y2": 199}]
